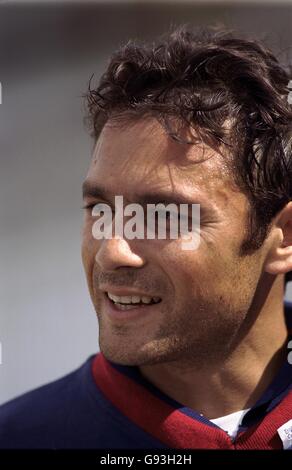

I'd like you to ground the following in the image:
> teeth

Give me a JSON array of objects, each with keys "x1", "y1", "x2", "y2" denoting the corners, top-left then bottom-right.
[
  {"x1": 115, "y1": 304, "x2": 137, "y2": 311},
  {"x1": 107, "y1": 292, "x2": 161, "y2": 305}
]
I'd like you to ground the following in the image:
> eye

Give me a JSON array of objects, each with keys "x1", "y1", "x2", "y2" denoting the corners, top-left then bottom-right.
[
  {"x1": 82, "y1": 202, "x2": 114, "y2": 220},
  {"x1": 82, "y1": 201, "x2": 106, "y2": 211},
  {"x1": 82, "y1": 203, "x2": 94, "y2": 210}
]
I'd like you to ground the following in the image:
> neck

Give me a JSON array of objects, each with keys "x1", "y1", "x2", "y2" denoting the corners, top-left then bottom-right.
[{"x1": 139, "y1": 276, "x2": 288, "y2": 419}]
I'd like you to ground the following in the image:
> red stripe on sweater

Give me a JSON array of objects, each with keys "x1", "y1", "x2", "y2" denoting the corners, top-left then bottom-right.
[{"x1": 92, "y1": 353, "x2": 233, "y2": 449}]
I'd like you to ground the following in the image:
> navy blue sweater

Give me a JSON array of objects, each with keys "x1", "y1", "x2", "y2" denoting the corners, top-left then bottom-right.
[{"x1": 0, "y1": 302, "x2": 292, "y2": 449}]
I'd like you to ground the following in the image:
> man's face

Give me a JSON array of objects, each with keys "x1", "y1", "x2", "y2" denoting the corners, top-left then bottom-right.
[{"x1": 82, "y1": 117, "x2": 267, "y2": 367}]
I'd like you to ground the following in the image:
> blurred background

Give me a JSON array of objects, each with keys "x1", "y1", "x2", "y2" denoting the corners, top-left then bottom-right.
[{"x1": 0, "y1": 0, "x2": 292, "y2": 405}]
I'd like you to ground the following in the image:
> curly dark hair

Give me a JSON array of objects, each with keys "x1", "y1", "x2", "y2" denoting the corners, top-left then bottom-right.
[{"x1": 85, "y1": 25, "x2": 292, "y2": 284}]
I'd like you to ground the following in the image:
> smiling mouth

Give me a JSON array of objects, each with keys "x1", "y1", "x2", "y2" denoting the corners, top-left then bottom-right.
[{"x1": 105, "y1": 292, "x2": 162, "y2": 310}]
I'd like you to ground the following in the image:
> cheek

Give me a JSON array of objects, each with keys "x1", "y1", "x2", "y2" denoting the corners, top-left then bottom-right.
[
  {"x1": 158, "y1": 239, "x2": 237, "y2": 302},
  {"x1": 81, "y1": 222, "x2": 98, "y2": 279},
  {"x1": 155, "y1": 243, "x2": 204, "y2": 301}
]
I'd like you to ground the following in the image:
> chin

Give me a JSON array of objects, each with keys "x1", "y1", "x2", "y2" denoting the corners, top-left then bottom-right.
[
  {"x1": 100, "y1": 347, "x2": 142, "y2": 366},
  {"x1": 99, "y1": 338, "x2": 179, "y2": 367}
]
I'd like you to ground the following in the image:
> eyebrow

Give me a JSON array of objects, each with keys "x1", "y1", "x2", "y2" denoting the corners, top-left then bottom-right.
[
  {"x1": 82, "y1": 180, "x2": 204, "y2": 208},
  {"x1": 82, "y1": 181, "x2": 112, "y2": 202}
]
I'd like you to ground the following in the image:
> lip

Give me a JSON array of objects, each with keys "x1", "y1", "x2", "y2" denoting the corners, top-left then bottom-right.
[{"x1": 102, "y1": 292, "x2": 162, "y2": 322}]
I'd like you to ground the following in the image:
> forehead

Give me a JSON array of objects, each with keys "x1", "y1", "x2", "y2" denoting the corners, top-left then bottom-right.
[{"x1": 85, "y1": 116, "x2": 236, "y2": 205}]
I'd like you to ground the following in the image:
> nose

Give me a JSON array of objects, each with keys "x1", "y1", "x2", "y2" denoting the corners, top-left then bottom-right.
[{"x1": 95, "y1": 236, "x2": 145, "y2": 271}]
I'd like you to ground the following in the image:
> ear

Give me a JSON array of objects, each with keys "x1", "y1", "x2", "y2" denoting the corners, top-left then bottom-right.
[{"x1": 265, "y1": 202, "x2": 292, "y2": 275}]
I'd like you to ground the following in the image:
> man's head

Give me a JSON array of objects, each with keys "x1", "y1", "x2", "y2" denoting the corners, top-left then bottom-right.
[{"x1": 82, "y1": 26, "x2": 292, "y2": 367}]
